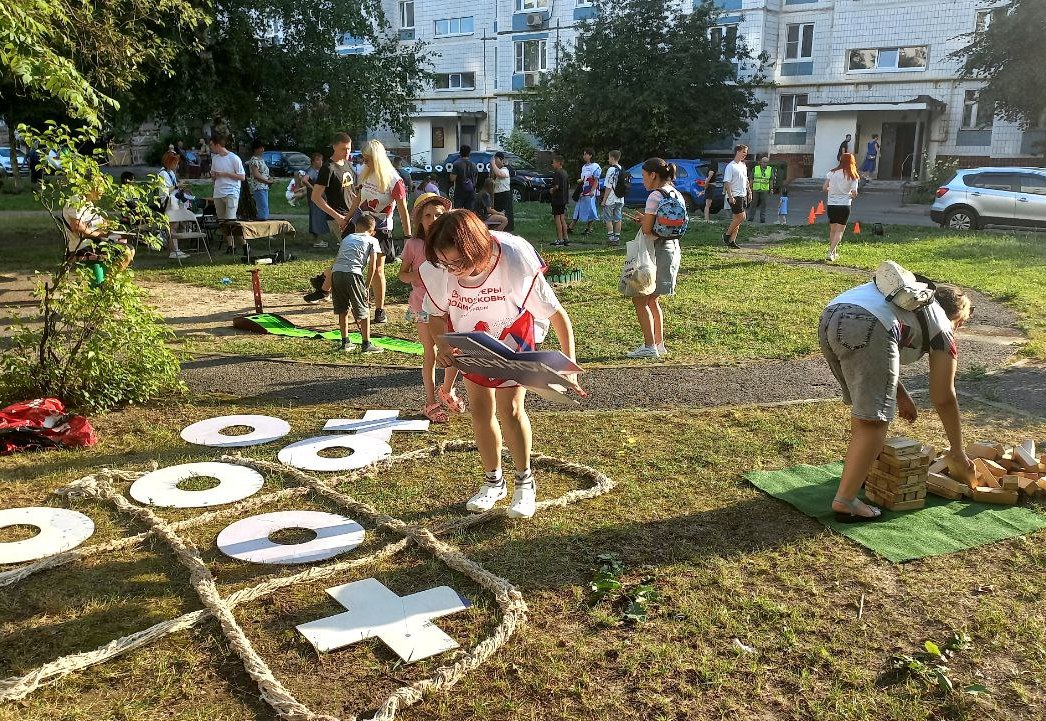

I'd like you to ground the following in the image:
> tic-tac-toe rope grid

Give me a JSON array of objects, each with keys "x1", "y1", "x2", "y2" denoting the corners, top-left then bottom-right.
[{"x1": 0, "y1": 440, "x2": 615, "y2": 721}]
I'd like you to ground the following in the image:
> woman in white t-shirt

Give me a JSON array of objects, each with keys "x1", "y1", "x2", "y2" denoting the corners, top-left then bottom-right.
[
  {"x1": 823, "y1": 153, "x2": 859, "y2": 262},
  {"x1": 420, "y1": 210, "x2": 581, "y2": 519},
  {"x1": 158, "y1": 151, "x2": 190, "y2": 259},
  {"x1": 346, "y1": 139, "x2": 412, "y2": 324}
]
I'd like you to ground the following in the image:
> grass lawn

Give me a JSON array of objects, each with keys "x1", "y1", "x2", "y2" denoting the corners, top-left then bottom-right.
[
  {"x1": 757, "y1": 224, "x2": 1046, "y2": 360},
  {"x1": 2, "y1": 398, "x2": 1045, "y2": 720}
]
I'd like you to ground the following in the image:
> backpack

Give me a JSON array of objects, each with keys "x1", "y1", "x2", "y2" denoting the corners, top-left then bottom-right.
[
  {"x1": 651, "y1": 187, "x2": 689, "y2": 240},
  {"x1": 457, "y1": 159, "x2": 476, "y2": 193},
  {"x1": 611, "y1": 165, "x2": 629, "y2": 199}
]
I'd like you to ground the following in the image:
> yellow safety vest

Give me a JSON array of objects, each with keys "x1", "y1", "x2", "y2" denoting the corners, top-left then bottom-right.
[{"x1": 753, "y1": 165, "x2": 772, "y2": 192}]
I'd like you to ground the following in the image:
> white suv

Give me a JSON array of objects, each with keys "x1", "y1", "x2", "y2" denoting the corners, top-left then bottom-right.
[{"x1": 930, "y1": 167, "x2": 1046, "y2": 230}]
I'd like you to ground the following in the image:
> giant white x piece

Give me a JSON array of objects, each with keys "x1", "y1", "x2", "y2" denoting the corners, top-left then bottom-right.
[
  {"x1": 323, "y1": 410, "x2": 429, "y2": 444},
  {"x1": 296, "y1": 578, "x2": 470, "y2": 663}
]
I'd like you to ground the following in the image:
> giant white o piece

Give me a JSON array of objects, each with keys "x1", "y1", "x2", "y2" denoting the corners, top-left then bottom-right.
[
  {"x1": 0, "y1": 507, "x2": 95, "y2": 564},
  {"x1": 180, "y1": 415, "x2": 291, "y2": 448},
  {"x1": 277, "y1": 435, "x2": 392, "y2": 472},
  {"x1": 129, "y1": 462, "x2": 265, "y2": 508},
  {"x1": 217, "y1": 510, "x2": 366, "y2": 564}
]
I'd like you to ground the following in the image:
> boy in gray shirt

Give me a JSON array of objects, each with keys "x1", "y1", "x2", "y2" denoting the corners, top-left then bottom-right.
[{"x1": 331, "y1": 215, "x2": 382, "y2": 353}]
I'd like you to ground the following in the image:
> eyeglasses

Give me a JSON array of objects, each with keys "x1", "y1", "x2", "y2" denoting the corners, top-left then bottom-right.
[{"x1": 438, "y1": 255, "x2": 473, "y2": 272}]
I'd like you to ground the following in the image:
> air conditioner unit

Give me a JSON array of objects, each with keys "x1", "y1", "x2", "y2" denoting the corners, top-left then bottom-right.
[{"x1": 526, "y1": 12, "x2": 544, "y2": 27}]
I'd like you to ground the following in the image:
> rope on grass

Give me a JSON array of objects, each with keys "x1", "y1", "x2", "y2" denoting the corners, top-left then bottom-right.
[{"x1": 2, "y1": 442, "x2": 616, "y2": 721}]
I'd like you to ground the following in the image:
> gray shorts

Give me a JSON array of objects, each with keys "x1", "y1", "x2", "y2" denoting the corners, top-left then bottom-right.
[
  {"x1": 818, "y1": 303, "x2": 899, "y2": 422},
  {"x1": 654, "y1": 238, "x2": 680, "y2": 296},
  {"x1": 331, "y1": 270, "x2": 368, "y2": 320}
]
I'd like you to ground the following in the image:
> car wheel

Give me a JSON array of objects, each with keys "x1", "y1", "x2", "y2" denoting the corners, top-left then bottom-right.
[
  {"x1": 944, "y1": 207, "x2": 978, "y2": 231},
  {"x1": 512, "y1": 188, "x2": 524, "y2": 204}
]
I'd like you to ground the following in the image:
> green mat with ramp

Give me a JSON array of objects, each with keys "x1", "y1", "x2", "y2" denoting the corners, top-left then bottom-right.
[
  {"x1": 745, "y1": 462, "x2": 1046, "y2": 563},
  {"x1": 232, "y1": 313, "x2": 424, "y2": 355}
]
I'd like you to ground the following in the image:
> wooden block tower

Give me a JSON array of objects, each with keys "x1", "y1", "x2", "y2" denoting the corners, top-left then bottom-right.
[{"x1": 864, "y1": 437, "x2": 930, "y2": 511}]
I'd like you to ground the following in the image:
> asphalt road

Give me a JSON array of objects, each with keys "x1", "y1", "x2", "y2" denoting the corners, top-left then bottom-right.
[{"x1": 741, "y1": 183, "x2": 936, "y2": 228}]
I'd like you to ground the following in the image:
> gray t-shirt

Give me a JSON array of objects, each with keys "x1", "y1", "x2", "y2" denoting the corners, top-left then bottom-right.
[{"x1": 332, "y1": 232, "x2": 381, "y2": 276}]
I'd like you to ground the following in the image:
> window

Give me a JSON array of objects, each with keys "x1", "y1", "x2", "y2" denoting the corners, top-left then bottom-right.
[
  {"x1": 785, "y1": 23, "x2": 813, "y2": 60},
  {"x1": 513, "y1": 101, "x2": 531, "y2": 126},
  {"x1": 434, "y1": 72, "x2": 476, "y2": 90},
  {"x1": 710, "y1": 25, "x2": 738, "y2": 56},
  {"x1": 847, "y1": 46, "x2": 928, "y2": 72},
  {"x1": 967, "y1": 173, "x2": 1017, "y2": 191},
  {"x1": 399, "y1": 1, "x2": 414, "y2": 29},
  {"x1": 336, "y1": 34, "x2": 367, "y2": 55},
  {"x1": 515, "y1": 39, "x2": 547, "y2": 73},
  {"x1": 576, "y1": 0, "x2": 593, "y2": 5},
  {"x1": 975, "y1": 8, "x2": 1000, "y2": 33},
  {"x1": 961, "y1": 90, "x2": 992, "y2": 128},
  {"x1": 517, "y1": 0, "x2": 549, "y2": 10},
  {"x1": 778, "y1": 93, "x2": 809, "y2": 128},
  {"x1": 1019, "y1": 173, "x2": 1046, "y2": 196},
  {"x1": 434, "y1": 17, "x2": 474, "y2": 36}
]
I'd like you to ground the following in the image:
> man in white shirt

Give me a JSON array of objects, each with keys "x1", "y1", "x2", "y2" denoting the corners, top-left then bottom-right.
[
  {"x1": 208, "y1": 135, "x2": 246, "y2": 253},
  {"x1": 491, "y1": 151, "x2": 513, "y2": 231},
  {"x1": 722, "y1": 144, "x2": 751, "y2": 249}
]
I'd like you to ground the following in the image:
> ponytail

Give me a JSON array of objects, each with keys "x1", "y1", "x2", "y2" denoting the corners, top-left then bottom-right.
[{"x1": 642, "y1": 157, "x2": 675, "y2": 183}]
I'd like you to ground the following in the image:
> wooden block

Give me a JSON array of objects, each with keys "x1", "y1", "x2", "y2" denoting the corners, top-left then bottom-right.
[
  {"x1": 974, "y1": 459, "x2": 1001, "y2": 487},
  {"x1": 927, "y1": 482, "x2": 965, "y2": 500},
  {"x1": 966, "y1": 442, "x2": 1002, "y2": 460},
  {"x1": 970, "y1": 487, "x2": 1018, "y2": 505},
  {"x1": 921, "y1": 444, "x2": 935, "y2": 462},
  {"x1": 1000, "y1": 475, "x2": 1019, "y2": 491},
  {"x1": 998, "y1": 456, "x2": 1018, "y2": 472},
  {"x1": 983, "y1": 460, "x2": 1007, "y2": 478},
  {"x1": 1020, "y1": 439, "x2": 1036, "y2": 457},
  {"x1": 1035, "y1": 478, "x2": 1046, "y2": 495},
  {"x1": 1017, "y1": 476, "x2": 1036, "y2": 495},
  {"x1": 882, "y1": 437, "x2": 923, "y2": 456},
  {"x1": 1014, "y1": 444, "x2": 1038, "y2": 470},
  {"x1": 928, "y1": 472, "x2": 968, "y2": 495},
  {"x1": 929, "y1": 458, "x2": 949, "y2": 475},
  {"x1": 888, "y1": 498, "x2": 926, "y2": 511}
]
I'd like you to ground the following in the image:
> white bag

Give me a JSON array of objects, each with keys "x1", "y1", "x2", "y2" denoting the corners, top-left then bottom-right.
[{"x1": 619, "y1": 231, "x2": 657, "y2": 297}]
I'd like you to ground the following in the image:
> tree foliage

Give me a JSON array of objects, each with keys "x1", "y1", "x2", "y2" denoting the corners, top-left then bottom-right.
[
  {"x1": 953, "y1": 0, "x2": 1046, "y2": 130},
  {"x1": 119, "y1": 0, "x2": 433, "y2": 150},
  {"x1": 520, "y1": 0, "x2": 769, "y2": 163}
]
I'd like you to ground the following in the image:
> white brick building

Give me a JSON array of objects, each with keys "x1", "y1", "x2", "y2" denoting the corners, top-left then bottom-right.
[{"x1": 372, "y1": 0, "x2": 1044, "y2": 179}]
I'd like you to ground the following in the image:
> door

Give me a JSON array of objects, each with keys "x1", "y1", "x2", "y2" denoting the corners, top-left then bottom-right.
[
  {"x1": 892, "y1": 124, "x2": 917, "y2": 179},
  {"x1": 1016, "y1": 172, "x2": 1046, "y2": 227},
  {"x1": 965, "y1": 172, "x2": 1017, "y2": 224}
]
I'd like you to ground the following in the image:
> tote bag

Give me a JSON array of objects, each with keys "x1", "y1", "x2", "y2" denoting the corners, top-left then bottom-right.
[{"x1": 619, "y1": 231, "x2": 657, "y2": 297}]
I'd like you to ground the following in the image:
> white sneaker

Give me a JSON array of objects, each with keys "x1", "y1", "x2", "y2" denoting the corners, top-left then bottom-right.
[
  {"x1": 626, "y1": 345, "x2": 659, "y2": 359},
  {"x1": 656, "y1": 343, "x2": 668, "y2": 356},
  {"x1": 465, "y1": 478, "x2": 507, "y2": 513},
  {"x1": 312, "y1": 240, "x2": 329, "y2": 248},
  {"x1": 169, "y1": 251, "x2": 189, "y2": 259},
  {"x1": 507, "y1": 479, "x2": 536, "y2": 519}
]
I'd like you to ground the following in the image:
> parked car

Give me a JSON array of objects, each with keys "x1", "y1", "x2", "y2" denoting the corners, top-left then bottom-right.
[
  {"x1": 436, "y1": 151, "x2": 553, "y2": 203},
  {"x1": 930, "y1": 167, "x2": 1046, "y2": 230},
  {"x1": 600, "y1": 158, "x2": 724, "y2": 213},
  {"x1": 262, "y1": 150, "x2": 312, "y2": 177},
  {"x1": 0, "y1": 147, "x2": 29, "y2": 177}
]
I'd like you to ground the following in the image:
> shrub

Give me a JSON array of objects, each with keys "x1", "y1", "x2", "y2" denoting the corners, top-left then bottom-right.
[
  {"x1": 496, "y1": 128, "x2": 537, "y2": 167},
  {"x1": 544, "y1": 252, "x2": 579, "y2": 277}
]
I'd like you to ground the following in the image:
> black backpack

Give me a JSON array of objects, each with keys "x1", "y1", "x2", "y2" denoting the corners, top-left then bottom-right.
[{"x1": 611, "y1": 165, "x2": 629, "y2": 198}]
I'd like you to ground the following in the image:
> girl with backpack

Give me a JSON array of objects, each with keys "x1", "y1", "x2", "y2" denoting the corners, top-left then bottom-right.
[
  {"x1": 819, "y1": 263, "x2": 976, "y2": 522},
  {"x1": 346, "y1": 139, "x2": 412, "y2": 324},
  {"x1": 622, "y1": 158, "x2": 685, "y2": 359}
]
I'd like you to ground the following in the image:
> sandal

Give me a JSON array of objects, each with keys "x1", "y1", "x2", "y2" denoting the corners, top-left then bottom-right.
[
  {"x1": 438, "y1": 388, "x2": 465, "y2": 414},
  {"x1": 423, "y1": 403, "x2": 449, "y2": 423},
  {"x1": 832, "y1": 496, "x2": 883, "y2": 524}
]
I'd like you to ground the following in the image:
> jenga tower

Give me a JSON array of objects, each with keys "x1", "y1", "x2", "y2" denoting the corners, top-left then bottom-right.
[{"x1": 864, "y1": 437, "x2": 930, "y2": 510}]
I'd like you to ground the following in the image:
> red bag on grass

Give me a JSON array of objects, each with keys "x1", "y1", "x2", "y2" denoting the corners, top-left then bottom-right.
[{"x1": 0, "y1": 398, "x2": 97, "y2": 455}]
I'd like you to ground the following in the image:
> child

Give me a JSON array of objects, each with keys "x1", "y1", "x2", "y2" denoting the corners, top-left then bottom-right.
[
  {"x1": 419, "y1": 174, "x2": 441, "y2": 196},
  {"x1": 601, "y1": 149, "x2": 625, "y2": 246},
  {"x1": 777, "y1": 188, "x2": 789, "y2": 225},
  {"x1": 286, "y1": 170, "x2": 308, "y2": 206},
  {"x1": 567, "y1": 148, "x2": 600, "y2": 236},
  {"x1": 549, "y1": 155, "x2": 570, "y2": 246},
  {"x1": 474, "y1": 178, "x2": 508, "y2": 231},
  {"x1": 421, "y1": 210, "x2": 580, "y2": 519},
  {"x1": 330, "y1": 215, "x2": 383, "y2": 354},
  {"x1": 398, "y1": 193, "x2": 463, "y2": 422}
]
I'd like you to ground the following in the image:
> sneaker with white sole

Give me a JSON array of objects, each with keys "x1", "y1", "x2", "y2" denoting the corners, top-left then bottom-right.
[
  {"x1": 312, "y1": 240, "x2": 328, "y2": 248},
  {"x1": 626, "y1": 345, "x2": 659, "y2": 359},
  {"x1": 303, "y1": 289, "x2": 330, "y2": 304},
  {"x1": 507, "y1": 474, "x2": 536, "y2": 519},
  {"x1": 656, "y1": 343, "x2": 668, "y2": 356},
  {"x1": 168, "y1": 251, "x2": 189, "y2": 259},
  {"x1": 465, "y1": 476, "x2": 507, "y2": 513},
  {"x1": 360, "y1": 342, "x2": 384, "y2": 354}
]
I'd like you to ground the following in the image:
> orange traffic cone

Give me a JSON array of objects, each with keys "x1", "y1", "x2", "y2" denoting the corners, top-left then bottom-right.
[
  {"x1": 853, "y1": 221, "x2": 861, "y2": 235},
  {"x1": 815, "y1": 200, "x2": 826, "y2": 215},
  {"x1": 807, "y1": 206, "x2": 816, "y2": 225}
]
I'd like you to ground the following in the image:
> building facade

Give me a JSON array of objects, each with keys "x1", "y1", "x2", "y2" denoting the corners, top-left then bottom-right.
[{"x1": 372, "y1": 0, "x2": 1043, "y2": 179}]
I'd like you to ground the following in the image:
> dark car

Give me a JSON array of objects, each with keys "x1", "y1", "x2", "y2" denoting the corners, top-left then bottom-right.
[
  {"x1": 436, "y1": 151, "x2": 552, "y2": 203},
  {"x1": 600, "y1": 158, "x2": 724, "y2": 213},
  {"x1": 262, "y1": 151, "x2": 312, "y2": 177}
]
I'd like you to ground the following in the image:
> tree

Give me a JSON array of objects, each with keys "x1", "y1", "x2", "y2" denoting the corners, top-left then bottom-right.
[
  {"x1": 117, "y1": 0, "x2": 433, "y2": 150},
  {"x1": 953, "y1": 0, "x2": 1046, "y2": 131},
  {"x1": 0, "y1": 0, "x2": 207, "y2": 183},
  {"x1": 519, "y1": 0, "x2": 769, "y2": 164}
]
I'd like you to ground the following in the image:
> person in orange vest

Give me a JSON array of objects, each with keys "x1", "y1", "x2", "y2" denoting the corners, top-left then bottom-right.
[{"x1": 751, "y1": 156, "x2": 773, "y2": 223}]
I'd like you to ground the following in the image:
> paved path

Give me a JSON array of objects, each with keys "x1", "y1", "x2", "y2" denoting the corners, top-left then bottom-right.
[{"x1": 750, "y1": 184, "x2": 935, "y2": 228}]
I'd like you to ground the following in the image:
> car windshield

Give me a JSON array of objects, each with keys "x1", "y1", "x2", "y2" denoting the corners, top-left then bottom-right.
[
  {"x1": 287, "y1": 153, "x2": 310, "y2": 164},
  {"x1": 0, "y1": 148, "x2": 26, "y2": 159}
]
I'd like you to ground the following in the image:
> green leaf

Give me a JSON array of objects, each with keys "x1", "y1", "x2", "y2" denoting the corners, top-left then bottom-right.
[
  {"x1": 924, "y1": 640, "x2": 942, "y2": 658},
  {"x1": 963, "y1": 684, "x2": 988, "y2": 695}
]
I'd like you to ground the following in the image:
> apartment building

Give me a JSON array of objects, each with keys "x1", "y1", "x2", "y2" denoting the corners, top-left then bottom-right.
[{"x1": 372, "y1": 0, "x2": 1043, "y2": 179}]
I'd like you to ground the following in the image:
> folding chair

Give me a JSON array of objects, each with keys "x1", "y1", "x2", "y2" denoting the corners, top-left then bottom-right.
[{"x1": 166, "y1": 206, "x2": 212, "y2": 262}]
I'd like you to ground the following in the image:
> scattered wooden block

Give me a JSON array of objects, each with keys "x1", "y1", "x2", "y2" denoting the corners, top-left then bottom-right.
[
  {"x1": 970, "y1": 487, "x2": 1019, "y2": 505},
  {"x1": 1014, "y1": 444, "x2": 1038, "y2": 470},
  {"x1": 966, "y1": 442, "x2": 1002, "y2": 460},
  {"x1": 1035, "y1": 478, "x2": 1046, "y2": 495},
  {"x1": 1020, "y1": 439, "x2": 1036, "y2": 457},
  {"x1": 973, "y1": 459, "x2": 1002, "y2": 488},
  {"x1": 982, "y1": 460, "x2": 1007, "y2": 478},
  {"x1": 1000, "y1": 475, "x2": 1020, "y2": 491},
  {"x1": 929, "y1": 458, "x2": 949, "y2": 475},
  {"x1": 1017, "y1": 476, "x2": 1037, "y2": 495},
  {"x1": 887, "y1": 498, "x2": 926, "y2": 511},
  {"x1": 883, "y1": 437, "x2": 922, "y2": 455},
  {"x1": 927, "y1": 482, "x2": 965, "y2": 500}
]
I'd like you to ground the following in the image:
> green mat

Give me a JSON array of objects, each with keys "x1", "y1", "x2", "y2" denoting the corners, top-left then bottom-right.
[
  {"x1": 745, "y1": 462, "x2": 1046, "y2": 563},
  {"x1": 233, "y1": 313, "x2": 425, "y2": 355}
]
